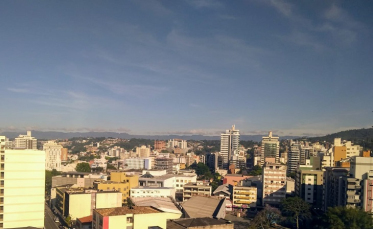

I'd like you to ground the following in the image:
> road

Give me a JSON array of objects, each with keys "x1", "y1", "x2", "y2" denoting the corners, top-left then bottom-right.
[{"x1": 44, "y1": 203, "x2": 59, "y2": 229}]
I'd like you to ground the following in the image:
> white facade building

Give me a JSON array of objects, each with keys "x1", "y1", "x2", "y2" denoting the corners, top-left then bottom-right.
[
  {"x1": 130, "y1": 187, "x2": 176, "y2": 199},
  {"x1": 1, "y1": 143, "x2": 45, "y2": 229},
  {"x1": 262, "y1": 163, "x2": 287, "y2": 206},
  {"x1": 167, "y1": 139, "x2": 187, "y2": 149},
  {"x1": 125, "y1": 158, "x2": 152, "y2": 170},
  {"x1": 44, "y1": 140, "x2": 62, "y2": 171},
  {"x1": 13, "y1": 131, "x2": 37, "y2": 149},
  {"x1": 220, "y1": 125, "x2": 240, "y2": 169}
]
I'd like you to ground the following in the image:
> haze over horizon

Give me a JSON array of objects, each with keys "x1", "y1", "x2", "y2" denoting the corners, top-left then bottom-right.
[{"x1": 1, "y1": 1, "x2": 372, "y2": 137}]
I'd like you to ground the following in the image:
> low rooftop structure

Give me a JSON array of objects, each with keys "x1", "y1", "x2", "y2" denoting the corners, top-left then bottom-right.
[
  {"x1": 95, "y1": 206, "x2": 160, "y2": 216},
  {"x1": 131, "y1": 197, "x2": 182, "y2": 214},
  {"x1": 167, "y1": 217, "x2": 233, "y2": 229},
  {"x1": 182, "y1": 196, "x2": 226, "y2": 219}
]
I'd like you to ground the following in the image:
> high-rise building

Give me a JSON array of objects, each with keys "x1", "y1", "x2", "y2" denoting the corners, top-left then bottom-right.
[
  {"x1": 295, "y1": 169, "x2": 323, "y2": 209},
  {"x1": 154, "y1": 157, "x2": 174, "y2": 174},
  {"x1": 44, "y1": 140, "x2": 63, "y2": 171},
  {"x1": 154, "y1": 140, "x2": 166, "y2": 151},
  {"x1": 167, "y1": 139, "x2": 187, "y2": 149},
  {"x1": 287, "y1": 143, "x2": 301, "y2": 175},
  {"x1": 1, "y1": 136, "x2": 45, "y2": 228},
  {"x1": 136, "y1": 145, "x2": 150, "y2": 158},
  {"x1": 61, "y1": 148, "x2": 68, "y2": 161},
  {"x1": 260, "y1": 131, "x2": 279, "y2": 165},
  {"x1": 262, "y1": 163, "x2": 287, "y2": 206},
  {"x1": 220, "y1": 125, "x2": 240, "y2": 169},
  {"x1": 13, "y1": 131, "x2": 37, "y2": 149},
  {"x1": 322, "y1": 167, "x2": 349, "y2": 211}
]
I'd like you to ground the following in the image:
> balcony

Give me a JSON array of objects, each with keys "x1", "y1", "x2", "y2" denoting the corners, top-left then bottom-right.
[{"x1": 346, "y1": 199, "x2": 360, "y2": 203}]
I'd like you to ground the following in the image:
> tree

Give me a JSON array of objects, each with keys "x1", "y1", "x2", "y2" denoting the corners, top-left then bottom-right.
[
  {"x1": 318, "y1": 206, "x2": 373, "y2": 229},
  {"x1": 280, "y1": 197, "x2": 311, "y2": 229},
  {"x1": 45, "y1": 169, "x2": 62, "y2": 196},
  {"x1": 248, "y1": 165, "x2": 262, "y2": 176},
  {"x1": 107, "y1": 163, "x2": 117, "y2": 170},
  {"x1": 249, "y1": 205, "x2": 282, "y2": 229},
  {"x1": 75, "y1": 162, "x2": 91, "y2": 172}
]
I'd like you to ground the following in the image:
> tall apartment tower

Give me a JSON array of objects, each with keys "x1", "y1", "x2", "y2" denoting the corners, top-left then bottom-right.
[
  {"x1": 1, "y1": 136, "x2": 45, "y2": 229},
  {"x1": 13, "y1": 131, "x2": 37, "y2": 149},
  {"x1": 220, "y1": 125, "x2": 240, "y2": 169},
  {"x1": 262, "y1": 163, "x2": 287, "y2": 206},
  {"x1": 44, "y1": 140, "x2": 63, "y2": 171},
  {"x1": 287, "y1": 143, "x2": 301, "y2": 175},
  {"x1": 260, "y1": 131, "x2": 280, "y2": 165}
]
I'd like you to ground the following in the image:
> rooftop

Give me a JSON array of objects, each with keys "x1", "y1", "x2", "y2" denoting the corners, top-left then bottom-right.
[
  {"x1": 95, "y1": 206, "x2": 161, "y2": 216},
  {"x1": 167, "y1": 218, "x2": 232, "y2": 229},
  {"x1": 77, "y1": 215, "x2": 93, "y2": 224},
  {"x1": 131, "y1": 197, "x2": 181, "y2": 214}
]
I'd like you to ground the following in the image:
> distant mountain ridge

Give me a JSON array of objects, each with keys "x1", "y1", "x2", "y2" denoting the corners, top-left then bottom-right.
[
  {"x1": 304, "y1": 128, "x2": 373, "y2": 143},
  {"x1": 0, "y1": 130, "x2": 299, "y2": 142}
]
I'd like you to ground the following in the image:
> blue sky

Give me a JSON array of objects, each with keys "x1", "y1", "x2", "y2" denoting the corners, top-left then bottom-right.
[{"x1": 0, "y1": 0, "x2": 372, "y2": 136}]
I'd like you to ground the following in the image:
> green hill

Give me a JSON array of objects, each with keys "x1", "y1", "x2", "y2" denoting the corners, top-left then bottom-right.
[{"x1": 305, "y1": 128, "x2": 373, "y2": 150}]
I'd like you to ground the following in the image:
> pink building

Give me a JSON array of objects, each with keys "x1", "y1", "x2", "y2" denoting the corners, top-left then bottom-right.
[{"x1": 223, "y1": 174, "x2": 252, "y2": 186}]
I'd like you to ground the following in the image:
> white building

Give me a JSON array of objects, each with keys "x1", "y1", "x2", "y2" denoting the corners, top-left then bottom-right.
[
  {"x1": 44, "y1": 140, "x2": 63, "y2": 171},
  {"x1": 167, "y1": 139, "x2": 187, "y2": 149},
  {"x1": 1, "y1": 138, "x2": 45, "y2": 229},
  {"x1": 125, "y1": 158, "x2": 152, "y2": 170},
  {"x1": 262, "y1": 163, "x2": 287, "y2": 206},
  {"x1": 13, "y1": 131, "x2": 37, "y2": 149},
  {"x1": 261, "y1": 131, "x2": 279, "y2": 165},
  {"x1": 220, "y1": 125, "x2": 240, "y2": 169},
  {"x1": 130, "y1": 187, "x2": 176, "y2": 199}
]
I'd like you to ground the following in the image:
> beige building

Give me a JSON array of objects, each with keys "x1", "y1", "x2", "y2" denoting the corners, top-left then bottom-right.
[
  {"x1": 130, "y1": 187, "x2": 176, "y2": 199},
  {"x1": 136, "y1": 145, "x2": 150, "y2": 158},
  {"x1": 262, "y1": 163, "x2": 287, "y2": 206},
  {"x1": 232, "y1": 186, "x2": 257, "y2": 208},
  {"x1": 44, "y1": 140, "x2": 63, "y2": 171},
  {"x1": 61, "y1": 148, "x2": 68, "y2": 161},
  {"x1": 183, "y1": 181, "x2": 211, "y2": 201},
  {"x1": 0, "y1": 139, "x2": 45, "y2": 229},
  {"x1": 92, "y1": 206, "x2": 181, "y2": 229},
  {"x1": 12, "y1": 131, "x2": 37, "y2": 149},
  {"x1": 55, "y1": 186, "x2": 122, "y2": 220}
]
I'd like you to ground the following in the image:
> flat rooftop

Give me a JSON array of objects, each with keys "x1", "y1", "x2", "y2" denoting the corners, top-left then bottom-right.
[{"x1": 95, "y1": 206, "x2": 160, "y2": 216}]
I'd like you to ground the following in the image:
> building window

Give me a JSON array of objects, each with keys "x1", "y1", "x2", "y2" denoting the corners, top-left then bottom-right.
[{"x1": 127, "y1": 217, "x2": 133, "y2": 223}]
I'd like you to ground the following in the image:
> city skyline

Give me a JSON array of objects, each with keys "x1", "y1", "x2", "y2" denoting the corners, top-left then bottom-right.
[{"x1": 1, "y1": 1, "x2": 372, "y2": 136}]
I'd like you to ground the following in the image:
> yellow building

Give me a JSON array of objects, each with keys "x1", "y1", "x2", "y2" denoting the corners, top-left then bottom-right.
[
  {"x1": 232, "y1": 186, "x2": 257, "y2": 208},
  {"x1": 333, "y1": 146, "x2": 347, "y2": 166},
  {"x1": 92, "y1": 206, "x2": 181, "y2": 229},
  {"x1": 110, "y1": 172, "x2": 138, "y2": 189},
  {"x1": 94, "y1": 181, "x2": 129, "y2": 203},
  {"x1": 55, "y1": 186, "x2": 122, "y2": 220}
]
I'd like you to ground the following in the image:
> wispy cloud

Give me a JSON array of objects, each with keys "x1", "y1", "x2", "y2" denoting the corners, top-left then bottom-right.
[
  {"x1": 185, "y1": 0, "x2": 223, "y2": 9},
  {"x1": 267, "y1": 0, "x2": 293, "y2": 17},
  {"x1": 131, "y1": 0, "x2": 172, "y2": 16}
]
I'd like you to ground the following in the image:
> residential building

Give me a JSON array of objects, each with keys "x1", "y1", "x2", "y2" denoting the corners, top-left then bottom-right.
[
  {"x1": 13, "y1": 131, "x2": 37, "y2": 149},
  {"x1": 44, "y1": 140, "x2": 63, "y2": 171},
  {"x1": 183, "y1": 181, "x2": 212, "y2": 201},
  {"x1": 232, "y1": 185, "x2": 257, "y2": 208},
  {"x1": 167, "y1": 218, "x2": 234, "y2": 229},
  {"x1": 154, "y1": 140, "x2": 166, "y2": 151},
  {"x1": 55, "y1": 186, "x2": 122, "y2": 220},
  {"x1": 223, "y1": 174, "x2": 252, "y2": 186},
  {"x1": 206, "y1": 152, "x2": 218, "y2": 172},
  {"x1": 220, "y1": 125, "x2": 240, "y2": 169},
  {"x1": 136, "y1": 145, "x2": 150, "y2": 158},
  {"x1": 168, "y1": 139, "x2": 187, "y2": 149},
  {"x1": 130, "y1": 187, "x2": 176, "y2": 199},
  {"x1": 124, "y1": 157, "x2": 152, "y2": 170},
  {"x1": 154, "y1": 157, "x2": 174, "y2": 174},
  {"x1": 0, "y1": 144, "x2": 45, "y2": 229},
  {"x1": 93, "y1": 181, "x2": 130, "y2": 203},
  {"x1": 138, "y1": 173, "x2": 175, "y2": 188},
  {"x1": 295, "y1": 169, "x2": 323, "y2": 209},
  {"x1": 213, "y1": 184, "x2": 232, "y2": 199},
  {"x1": 260, "y1": 131, "x2": 280, "y2": 165},
  {"x1": 322, "y1": 167, "x2": 349, "y2": 211},
  {"x1": 61, "y1": 148, "x2": 68, "y2": 161},
  {"x1": 110, "y1": 171, "x2": 139, "y2": 189},
  {"x1": 287, "y1": 143, "x2": 300, "y2": 175},
  {"x1": 92, "y1": 206, "x2": 181, "y2": 229},
  {"x1": 76, "y1": 215, "x2": 92, "y2": 229},
  {"x1": 262, "y1": 163, "x2": 287, "y2": 206}
]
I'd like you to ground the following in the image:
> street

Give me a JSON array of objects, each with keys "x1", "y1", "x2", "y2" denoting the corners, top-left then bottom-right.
[{"x1": 44, "y1": 203, "x2": 59, "y2": 229}]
